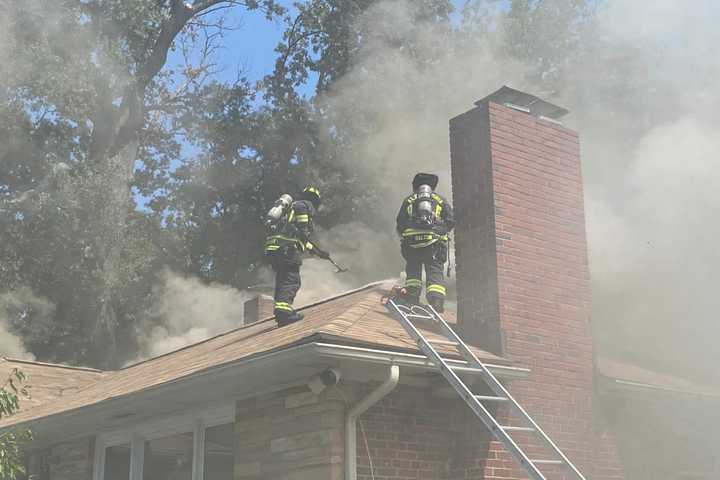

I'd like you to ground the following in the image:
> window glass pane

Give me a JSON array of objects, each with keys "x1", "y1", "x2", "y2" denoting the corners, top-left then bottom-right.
[
  {"x1": 105, "y1": 443, "x2": 131, "y2": 480},
  {"x1": 204, "y1": 423, "x2": 234, "y2": 480},
  {"x1": 143, "y1": 432, "x2": 193, "y2": 480}
]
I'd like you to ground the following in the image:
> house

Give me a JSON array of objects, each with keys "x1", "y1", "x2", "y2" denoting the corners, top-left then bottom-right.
[{"x1": 4, "y1": 87, "x2": 719, "y2": 480}]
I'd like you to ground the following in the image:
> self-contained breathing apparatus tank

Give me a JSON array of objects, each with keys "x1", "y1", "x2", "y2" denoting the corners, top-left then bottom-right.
[
  {"x1": 265, "y1": 194, "x2": 293, "y2": 229},
  {"x1": 414, "y1": 184, "x2": 434, "y2": 226}
]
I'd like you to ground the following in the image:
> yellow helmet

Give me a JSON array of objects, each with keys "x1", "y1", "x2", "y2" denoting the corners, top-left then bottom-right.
[{"x1": 302, "y1": 185, "x2": 321, "y2": 208}]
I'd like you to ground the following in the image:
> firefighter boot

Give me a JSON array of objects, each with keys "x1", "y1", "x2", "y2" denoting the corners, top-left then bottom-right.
[
  {"x1": 428, "y1": 296, "x2": 445, "y2": 313},
  {"x1": 398, "y1": 291, "x2": 421, "y2": 307},
  {"x1": 275, "y1": 310, "x2": 289, "y2": 327},
  {"x1": 277, "y1": 310, "x2": 304, "y2": 327},
  {"x1": 287, "y1": 310, "x2": 304, "y2": 324}
]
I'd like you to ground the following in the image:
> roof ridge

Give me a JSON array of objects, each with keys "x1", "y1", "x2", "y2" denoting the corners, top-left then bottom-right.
[
  {"x1": 327, "y1": 294, "x2": 383, "y2": 337},
  {"x1": 2, "y1": 358, "x2": 105, "y2": 374},
  {"x1": 297, "y1": 279, "x2": 394, "y2": 312},
  {"x1": 120, "y1": 280, "x2": 395, "y2": 371}
]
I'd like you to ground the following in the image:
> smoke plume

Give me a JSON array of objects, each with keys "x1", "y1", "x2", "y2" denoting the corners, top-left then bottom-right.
[
  {"x1": 0, "y1": 288, "x2": 51, "y2": 360},
  {"x1": 3, "y1": 0, "x2": 718, "y2": 382},
  {"x1": 136, "y1": 221, "x2": 403, "y2": 359},
  {"x1": 138, "y1": 271, "x2": 252, "y2": 358},
  {"x1": 300, "y1": 0, "x2": 720, "y2": 380}
]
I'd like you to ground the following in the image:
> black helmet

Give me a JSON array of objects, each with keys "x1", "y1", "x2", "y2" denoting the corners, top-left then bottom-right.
[
  {"x1": 412, "y1": 173, "x2": 439, "y2": 191},
  {"x1": 301, "y1": 185, "x2": 321, "y2": 208}
]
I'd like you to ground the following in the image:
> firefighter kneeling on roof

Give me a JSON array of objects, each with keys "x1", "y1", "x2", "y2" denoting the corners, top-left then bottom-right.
[
  {"x1": 264, "y1": 186, "x2": 331, "y2": 327},
  {"x1": 396, "y1": 173, "x2": 455, "y2": 312}
]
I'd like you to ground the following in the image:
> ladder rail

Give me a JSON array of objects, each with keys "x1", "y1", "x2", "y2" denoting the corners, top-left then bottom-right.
[
  {"x1": 423, "y1": 302, "x2": 587, "y2": 480},
  {"x1": 388, "y1": 300, "x2": 548, "y2": 480}
]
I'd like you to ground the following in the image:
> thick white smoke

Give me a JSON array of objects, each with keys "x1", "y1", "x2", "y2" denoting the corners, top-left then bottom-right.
[
  {"x1": 295, "y1": 222, "x2": 400, "y2": 305},
  {"x1": 0, "y1": 288, "x2": 50, "y2": 360},
  {"x1": 576, "y1": 1, "x2": 720, "y2": 378},
  {"x1": 138, "y1": 271, "x2": 252, "y2": 358},
  {"x1": 586, "y1": 118, "x2": 720, "y2": 376},
  {"x1": 306, "y1": 0, "x2": 720, "y2": 379},
  {"x1": 4, "y1": 0, "x2": 717, "y2": 380}
]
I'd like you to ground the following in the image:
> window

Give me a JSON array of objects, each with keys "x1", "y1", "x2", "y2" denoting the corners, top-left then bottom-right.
[
  {"x1": 95, "y1": 403, "x2": 234, "y2": 480},
  {"x1": 204, "y1": 423, "x2": 234, "y2": 480},
  {"x1": 143, "y1": 432, "x2": 194, "y2": 480},
  {"x1": 105, "y1": 443, "x2": 131, "y2": 480}
]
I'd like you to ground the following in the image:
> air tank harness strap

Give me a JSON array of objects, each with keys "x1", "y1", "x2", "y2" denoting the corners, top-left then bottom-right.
[{"x1": 401, "y1": 228, "x2": 448, "y2": 248}]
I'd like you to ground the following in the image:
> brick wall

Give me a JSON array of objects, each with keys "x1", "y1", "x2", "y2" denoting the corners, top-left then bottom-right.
[
  {"x1": 449, "y1": 103, "x2": 502, "y2": 353},
  {"x1": 449, "y1": 97, "x2": 624, "y2": 479},
  {"x1": 593, "y1": 424, "x2": 625, "y2": 480},
  {"x1": 353, "y1": 384, "x2": 556, "y2": 480},
  {"x1": 355, "y1": 385, "x2": 463, "y2": 480},
  {"x1": 234, "y1": 386, "x2": 344, "y2": 480}
]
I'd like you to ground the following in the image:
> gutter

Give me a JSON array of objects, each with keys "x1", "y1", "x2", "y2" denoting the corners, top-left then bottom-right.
[
  {"x1": 345, "y1": 365, "x2": 400, "y2": 480},
  {"x1": 608, "y1": 378, "x2": 720, "y2": 399},
  {"x1": 311, "y1": 342, "x2": 529, "y2": 380}
]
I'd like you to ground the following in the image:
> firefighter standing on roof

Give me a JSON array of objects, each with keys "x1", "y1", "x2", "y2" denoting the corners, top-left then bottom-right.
[
  {"x1": 264, "y1": 186, "x2": 331, "y2": 327},
  {"x1": 396, "y1": 173, "x2": 455, "y2": 312}
]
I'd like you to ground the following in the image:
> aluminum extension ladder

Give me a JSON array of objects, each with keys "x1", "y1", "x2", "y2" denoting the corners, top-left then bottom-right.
[{"x1": 386, "y1": 298, "x2": 587, "y2": 480}]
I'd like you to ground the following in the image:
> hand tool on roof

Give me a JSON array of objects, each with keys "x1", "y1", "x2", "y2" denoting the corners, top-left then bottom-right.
[{"x1": 327, "y1": 256, "x2": 349, "y2": 273}]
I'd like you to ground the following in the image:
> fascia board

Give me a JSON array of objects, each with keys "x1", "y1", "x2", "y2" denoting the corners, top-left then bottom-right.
[
  {"x1": 310, "y1": 342, "x2": 529, "y2": 380},
  {"x1": 12, "y1": 340, "x2": 527, "y2": 445}
]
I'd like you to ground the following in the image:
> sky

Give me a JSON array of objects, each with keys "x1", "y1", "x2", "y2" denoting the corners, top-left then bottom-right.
[
  {"x1": 198, "y1": 5, "x2": 287, "y2": 85},
  {"x1": 176, "y1": 0, "x2": 473, "y2": 87},
  {"x1": 135, "y1": 0, "x2": 473, "y2": 209}
]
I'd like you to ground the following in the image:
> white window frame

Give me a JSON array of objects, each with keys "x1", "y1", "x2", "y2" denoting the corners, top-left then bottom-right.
[{"x1": 93, "y1": 401, "x2": 234, "y2": 480}]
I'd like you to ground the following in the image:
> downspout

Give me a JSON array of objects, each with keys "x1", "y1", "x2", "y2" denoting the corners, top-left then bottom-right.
[{"x1": 345, "y1": 364, "x2": 400, "y2": 480}]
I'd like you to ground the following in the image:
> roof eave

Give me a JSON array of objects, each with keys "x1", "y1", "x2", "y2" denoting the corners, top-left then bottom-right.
[
  {"x1": 5, "y1": 339, "x2": 525, "y2": 445},
  {"x1": 311, "y1": 341, "x2": 526, "y2": 379},
  {"x1": 596, "y1": 374, "x2": 720, "y2": 400}
]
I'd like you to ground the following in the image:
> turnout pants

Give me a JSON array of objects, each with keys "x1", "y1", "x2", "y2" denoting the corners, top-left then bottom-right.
[
  {"x1": 401, "y1": 241, "x2": 447, "y2": 305},
  {"x1": 267, "y1": 249, "x2": 302, "y2": 316}
]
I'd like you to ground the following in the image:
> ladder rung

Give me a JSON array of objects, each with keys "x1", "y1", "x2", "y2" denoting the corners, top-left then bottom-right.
[
  {"x1": 448, "y1": 360, "x2": 473, "y2": 368},
  {"x1": 406, "y1": 314, "x2": 434, "y2": 320},
  {"x1": 448, "y1": 363, "x2": 488, "y2": 375},
  {"x1": 428, "y1": 339, "x2": 459, "y2": 347},
  {"x1": 474, "y1": 395, "x2": 508, "y2": 402},
  {"x1": 531, "y1": 459, "x2": 564, "y2": 465},
  {"x1": 501, "y1": 425, "x2": 535, "y2": 432}
]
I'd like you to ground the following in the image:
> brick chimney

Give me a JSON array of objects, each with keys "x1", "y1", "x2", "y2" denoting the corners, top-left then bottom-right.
[
  {"x1": 449, "y1": 86, "x2": 602, "y2": 477},
  {"x1": 243, "y1": 295, "x2": 274, "y2": 325}
]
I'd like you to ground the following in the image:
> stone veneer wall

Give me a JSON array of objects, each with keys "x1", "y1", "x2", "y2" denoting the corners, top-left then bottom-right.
[
  {"x1": 27, "y1": 437, "x2": 94, "y2": 480},
  {"x1": 234, "y1": 385, "x2": 345, "y2": 480}
]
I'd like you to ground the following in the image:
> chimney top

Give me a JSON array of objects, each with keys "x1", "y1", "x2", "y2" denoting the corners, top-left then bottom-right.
[
  {"x1": 475, "y1": 85, "x2": 569, "y2": 120},
  {"x1": 243, "y1": 295, "x2": 274, "y2": 325}
]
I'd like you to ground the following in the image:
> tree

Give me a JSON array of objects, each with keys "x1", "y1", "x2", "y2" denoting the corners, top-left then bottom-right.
[
  {"x1": 0, "y1": 369, "x2": 31, "y2": 480},
  {"x1": 151, "y1": 0, "x2": 457, "y2": 290},
  {"x1": 1, "y1": 0, "x2": 283, "y2": 367}
]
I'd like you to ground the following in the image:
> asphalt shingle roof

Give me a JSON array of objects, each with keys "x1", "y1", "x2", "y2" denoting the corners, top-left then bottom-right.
[{"x1": 0, "y1": 282, "x2": 503, "y2": 428}]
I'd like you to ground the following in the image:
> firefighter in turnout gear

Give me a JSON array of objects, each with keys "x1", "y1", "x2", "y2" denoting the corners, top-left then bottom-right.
[
  {"x1": 264, "y1": 186, "x2": 330, "y2": 326},
  {"x1": 396, "y1": 173, "x2": 455, "y2": 312}
]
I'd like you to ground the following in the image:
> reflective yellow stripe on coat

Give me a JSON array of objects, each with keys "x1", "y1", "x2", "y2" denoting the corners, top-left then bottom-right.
[{"x1": 401, "y1": 229, "x2": 448, "y2": 248}]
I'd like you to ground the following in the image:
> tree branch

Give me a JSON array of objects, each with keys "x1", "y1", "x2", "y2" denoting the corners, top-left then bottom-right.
[
  {"x1": 107, "y1": 0, "x2": 275, "y2": 158},
  {"x1": 137, "y1": 1, "x2": 196, "y2": 89},
  {"x1": 192, "y1": 0, "x2": 250, "y2": 14}
]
